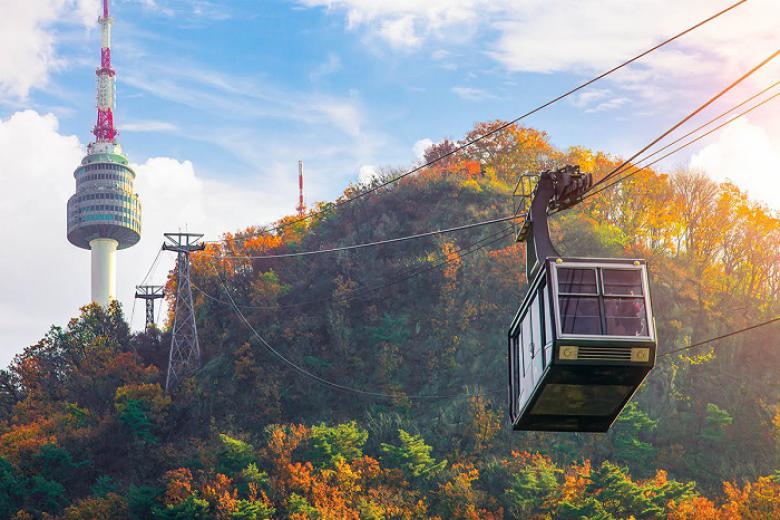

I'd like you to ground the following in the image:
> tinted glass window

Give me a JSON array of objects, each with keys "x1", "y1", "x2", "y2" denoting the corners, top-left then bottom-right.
[
  {"x1": 530, "y1": 384, "x2": 633, "y2": 416},
  {"x1": 559, "y1": 296, "x2": 601, "y2": 334},
  {"x1": 530, "y1": 299, "x2": 541, "y2": 358},
  {"x1": 542, "y1": 284, "x2": 552, "y2": 346},
  {"x1": 604, "y1": 298, "x2": 648, "y2": 336},
  {"x1": 557, "y1": 268, "x2": 597, "y2": 294},
  {"x1": 522, "y1": 314, "x2": 532, "y2": 374},
  {"x1": 603, "y1": 269, "x2": 643, "y2": 296}
]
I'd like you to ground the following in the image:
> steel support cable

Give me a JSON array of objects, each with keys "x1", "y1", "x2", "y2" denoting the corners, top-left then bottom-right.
[
  {"x1": 659, "y1": 316, "x2": 780, "y2": 358},
  {"x1": 580, "y1": 87, "x2": 780, "y2": 201},
  {"x1": 197, "y1": 82, "x2": 780, "y2": 307},
  {"x1": 214, "y1": 266, "x2": 503, "y2": 400},
  {"x1": 213, "y1": 266, "x2": 780, "y2": 400},
  {"x1": 590, "y1": 47, "x2": 780, "y2": 191},
  {"x1": 623, "y1": 79, "x2": 780, "y2": 167},
  {"x1": 189, "y1": 81, "x2": 780, "y2": 302},
  {"x1": 193, "y1": 227, "x2": 514, "y2": 311},
  {"x1": 198, "y1": 79, "x2": 774, "y2": 309},
  {"x1": 218, "y1": 0, "x2": 747, "y2": 244},
  {"x1": 220, "y1": 214, "x2": 519, "y2": 260},
  {"x1": 132, "y1": 247, "x2": 164, "y2": 327}
]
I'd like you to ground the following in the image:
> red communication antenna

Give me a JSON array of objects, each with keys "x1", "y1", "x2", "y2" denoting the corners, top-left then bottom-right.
[
  {"x1": 297, "y1": 160, "x2": 306, "y2": 216},
  {"x1": 93, "y1": 0, "x2": 117, "y2": 142}
]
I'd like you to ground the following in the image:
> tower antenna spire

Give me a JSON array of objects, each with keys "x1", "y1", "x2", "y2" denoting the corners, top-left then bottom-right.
[
  {"x1": 297, "y1": 160, "x2": 306, "y2": 216},
  {"x1": 94, "y1": 0, "x2": 117, "y2": 142},
  {"x1": 67, "y1": 0, "x2": 142, "y2": 307}
]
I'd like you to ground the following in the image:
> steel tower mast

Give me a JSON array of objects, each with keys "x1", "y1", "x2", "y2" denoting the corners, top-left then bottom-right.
[
  {"x1": 297, "y1": 160, "x2": 306, "y2": 216},
  {"x1": 67, "y1": 0, "x2": 142, "y2": 306},
  {"x1": 135, "y1": 285, "x2": 165, "y2": 332},
  {"x1": 163, "y1": 233, "x2": 205, "y2": 392}
]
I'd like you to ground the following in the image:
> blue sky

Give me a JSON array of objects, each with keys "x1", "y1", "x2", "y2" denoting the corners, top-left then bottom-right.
[
  {"x1": 24, "y1": 0, "x2": 780, "y2": 196},
  {"x1": 0, "y1": 0, "x2": 778, "y2": 364}
]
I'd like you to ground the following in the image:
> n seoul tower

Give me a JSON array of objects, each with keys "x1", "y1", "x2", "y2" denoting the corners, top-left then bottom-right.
[{"x1": 67, "y1": 0, "x2": 141, "y2": 306}]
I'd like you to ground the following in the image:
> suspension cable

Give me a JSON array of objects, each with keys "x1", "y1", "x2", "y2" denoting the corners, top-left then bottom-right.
[
  {"x1": 194, "y1": 227, "x2": 514, "y2": 311},
  {"x1": 196, "y1": 82, "x2": 780, "y2": 310},
  {"x1": 659, "y1": 317, "x2": 780, "y2": 358},
  {"x1": 216, "y1": 272, "x2": 779, "y2": 399},
  {"x1": 581, "y1": 86, "x2": 780, "y2": 201},
  {"x1": 215, "y1": 266, "x2": 503, "y2": 400},
  {"x1": 219, "y1": 0, "x2": 748, "y2": 243},
  {"x1": 590, "y1": 47, "x2": 780, "y2": 191},
  {"x1": 220, "y1": 215, "x2": 519, "y2": 259},
  {"x1": 132, "y1": 247, "x2": 164, "y2": 327},
  {"x1": 623, "y1": 79, "x2": 780, "y2": 167}
]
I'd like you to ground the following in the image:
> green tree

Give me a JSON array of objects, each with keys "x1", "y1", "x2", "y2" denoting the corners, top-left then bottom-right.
[
  {"x1": 117, "y1": 399, "x2": 156, "y2": 442},
  {"x1": 218, "y1": 433, "x2": 257, "y2": 476},
  {"x1": 0, "y1": 458, "x2": 22, "y2": 518},
  {"x1": 381, "y1": 429, "x2": 447, "y2": 479},
  {"x1": 505, "y1": 457, "x2": 561, "y2": 517},
  {"x1": 26, "y1": 475, "x2": 66, "y2": 515},
  {"x1": 610, "y1": 402, "x2": 658, "y2": 474},
  {"x1": 557, "y1": 462, "x2": 695, "y2": 520},
  {"x1": 127, "y1": 485, "x2": 162, "y2": 520},
  {"x1": 308, "y1": 421, "x2": 368, "y2": 468},
  {"x1": 153, "y1": 496, "x2": 210, "y2": 519},
  {"x1": 701, "y1": 403, "x2": 732, "y2": 442},
  {"x1": 91, "y1": 475, "x2": 117, "y2": 497},
  {"x1": 232, "y1": 499, "x2": 275, "y2": 519}
]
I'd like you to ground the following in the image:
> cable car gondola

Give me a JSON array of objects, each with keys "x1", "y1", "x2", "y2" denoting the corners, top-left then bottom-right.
[{"x1": 508, "y1": 166, "x2": 656, "y2": 432}]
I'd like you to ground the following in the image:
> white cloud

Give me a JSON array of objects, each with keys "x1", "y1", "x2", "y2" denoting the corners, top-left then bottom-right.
[
  {"x1": 139, "y1": 0, "x2": 229, "y2": 19},
  {"x1": 569, "y1": 89, "x2": 628, "y2": 113},
  {"x1": 139, "y1": 0, "x2": 175, "y2": 16},
  {"x1": 358, "y1": 164, "x2": 379, "y2": 183},
  {"x1": 378, "y1": 16, "x2": 421, "y2": 49},
  {"x1": 0, "y1": 0, "x2": 97, "y2": 100},
  {"x1": 299, "y1": 0, "x2": 780, "y2": 104},
  {"x1": 310, "y1": 53, "x2": 342, "y2": 81},
  {"x1": 587, "y1": 97, "x2": 629, "y2": 113},
  {"x1": 413, "y1": 138, "x2": 433, "y2": 160},
  {"x1": 570, "y1": 89, "x2": 609, "y2": 108},
  {"x1": 0, "y1": 110, "x2": 286, "y2": 367},
  {"x1": 689, "y1": 117, "x2": 780, "y2": 209},
  {"x1": 299, "y1": 0, "x2": 481, "y2": 49},
  {"x1": 121, "y1": 120, "x2": 179, "y2": 133},
  {"x1": 311, "y1": 100, "x2": 363, "y2": 138},
  {"x1": 451, "y1": 86, "x2": 495, "y2": 102},
  {"x1": 123, "y1": 64, "x2": 366, "y2": 139}
]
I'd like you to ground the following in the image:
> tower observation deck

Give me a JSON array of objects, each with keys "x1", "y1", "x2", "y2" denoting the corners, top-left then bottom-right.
[{"x1": 67, "y1": 0, "x2": 141, "y2": 306}]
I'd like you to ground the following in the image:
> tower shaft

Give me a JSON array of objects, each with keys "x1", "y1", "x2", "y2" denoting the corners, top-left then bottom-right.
[
  {"x1": 163, "y1": 233, "x2": 205, "y2": 392},
  {"x1": 91, "y1": 238, "x2": 118, "y2": 305}
]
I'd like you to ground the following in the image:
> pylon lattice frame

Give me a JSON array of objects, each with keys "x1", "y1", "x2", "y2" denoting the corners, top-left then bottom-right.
[
  {"x1": 135, "y1": 285, "x2": 165, "y2": 332},
  {"x1": 163, "y1": 233, "x2": 205, "y2": 392}
]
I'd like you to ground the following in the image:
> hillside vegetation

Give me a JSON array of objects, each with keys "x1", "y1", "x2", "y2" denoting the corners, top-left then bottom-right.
[{"x1": 1, "y1": 121, "x2": 779, "y2": 518}]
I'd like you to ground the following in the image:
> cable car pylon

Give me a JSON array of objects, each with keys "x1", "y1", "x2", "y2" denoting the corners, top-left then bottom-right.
[
  {"x1": 508, "y1": 166, "x2": 656, "y2": 432},
  {"x1": 163, "y1": 233, "x2": 205, "y2": 393},
  {"x1": 135, "y1": 285, "x2": 165, "y2": 332}
]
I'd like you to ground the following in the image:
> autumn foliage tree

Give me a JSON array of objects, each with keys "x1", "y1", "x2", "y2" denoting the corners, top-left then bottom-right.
[{"x1": 0, "y1": 120, "x2": 777, "y2": 517}]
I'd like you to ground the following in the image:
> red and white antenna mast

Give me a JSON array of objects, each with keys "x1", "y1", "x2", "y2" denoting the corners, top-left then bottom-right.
[
  {"x1": 93, "y1": 0, "x2": 117, "y2": 143},
  {"x1": 297, "y1": 160, "x2": 306, "y2": 216}
]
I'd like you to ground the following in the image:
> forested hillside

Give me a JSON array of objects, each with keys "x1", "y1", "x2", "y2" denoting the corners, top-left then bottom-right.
[{"x1": 1, "y1": 121, "x2": 779, "y2": 518}]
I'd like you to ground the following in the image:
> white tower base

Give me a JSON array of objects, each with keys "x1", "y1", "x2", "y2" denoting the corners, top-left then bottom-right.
[{"x1": 90, "y1": 238, "x2": 118, "y2": 306}]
